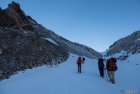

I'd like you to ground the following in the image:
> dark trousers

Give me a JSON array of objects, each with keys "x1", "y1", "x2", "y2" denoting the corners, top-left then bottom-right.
[
  {"x1": 78, "y1": 64, "x2": 81, "y2": 73},
  {"x1": 99, "y1": 67, "x2": 104, "y2": 77}
]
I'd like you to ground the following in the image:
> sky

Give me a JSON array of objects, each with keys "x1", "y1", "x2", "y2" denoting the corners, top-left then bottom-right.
[{"x1": 0, "y1": 0, "x2": 140, "y2": 52}]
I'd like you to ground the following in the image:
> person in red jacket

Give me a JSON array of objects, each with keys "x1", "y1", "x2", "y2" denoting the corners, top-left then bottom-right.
[
  {"x1": 106, "y1": 57, "x2": 117, "y2": 84},
  {"x1": 77, "y1": 56, "x2": 82, "y2": 73}
]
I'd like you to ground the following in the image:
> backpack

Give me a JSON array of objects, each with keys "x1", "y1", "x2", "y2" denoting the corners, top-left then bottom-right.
[
  {"x1": 112, "y1": 57, "x2": 117, "y2": 63},
  {"x1": 108, "y1": 58, "x2": 118, "y2": 71},
  {"x1": 112, "y1": 62, "x2": 118, "y2": 71},
  {"x1": 77, "y1": 57, "x2": 82, "y2": 64}
]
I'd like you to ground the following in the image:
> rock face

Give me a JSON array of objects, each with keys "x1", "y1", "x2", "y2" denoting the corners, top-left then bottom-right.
[
  {"x1": 107, "y1": 31, "x2": 140, "y2": 55},
  {"x1": 0, "y1": 1, "x2": 102, "y2": 80}
]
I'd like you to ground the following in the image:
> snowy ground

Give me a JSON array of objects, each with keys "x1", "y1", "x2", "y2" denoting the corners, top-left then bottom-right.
[{"x1": 0, "y1": 54, "x2": 140, "y2": 94}]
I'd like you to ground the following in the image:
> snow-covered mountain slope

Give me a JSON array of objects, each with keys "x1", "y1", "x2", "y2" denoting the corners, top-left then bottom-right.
[
  {"x1": 107, "y1": 31, "x2": 140, "y2": 56},
  {"x1": 0, "y1": 54, "x2": 139, "y2": 94}
]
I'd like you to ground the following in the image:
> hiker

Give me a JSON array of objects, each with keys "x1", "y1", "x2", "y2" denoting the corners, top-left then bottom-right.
[
  {"x1": 77, "y1": 56, "x2": 82, "y2": 73},
  {"x1": 98, "y1": 58, "x2": 105, "y2": 78},
  {"x1": 82, "y1": 57, "x2": 85, "y2": 72},
  {"x1": 106, "y1": 57, "x2": 117, "y2": 84},
  {"x1": 82, "y1": 57, "x2": 85, "y2": 64}
]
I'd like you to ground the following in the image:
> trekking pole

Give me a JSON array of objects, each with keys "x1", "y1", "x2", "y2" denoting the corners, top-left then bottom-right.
[
  {"x1": 76, "y1": 63, "x2": 77, "y2": 73},
  {"x1": 83, "y1": 63, "x2": 84, "y2": 73}
]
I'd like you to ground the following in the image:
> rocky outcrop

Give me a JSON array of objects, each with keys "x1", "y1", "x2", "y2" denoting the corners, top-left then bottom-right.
[
  {"x1": 0, "y1": 1, "x2": 37, "y2": 30},
  {"x1": 0, "y1": 8, "x2": 17, "y2": 28}
]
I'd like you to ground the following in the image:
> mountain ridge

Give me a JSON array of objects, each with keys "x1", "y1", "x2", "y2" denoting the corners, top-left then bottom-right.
[{"x1": 106, "y1": 30, "x2": 140, "y2": 60}]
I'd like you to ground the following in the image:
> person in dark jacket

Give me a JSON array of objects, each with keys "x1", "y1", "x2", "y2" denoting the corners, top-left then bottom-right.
[
  {"x1": 98, "y1": 58, "x2": 105, "y2": 78},
  {"x1": 77, "y1": 56, "x2": 82, "y2": 73},
  {"x1": 82, "y1": 57, "x2": 85, "y2": 64}
]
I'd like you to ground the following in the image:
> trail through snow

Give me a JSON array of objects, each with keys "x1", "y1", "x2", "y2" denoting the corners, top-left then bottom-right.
[{"x1": 0, "y1": 54, "x2": 140, "y2": 94}]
